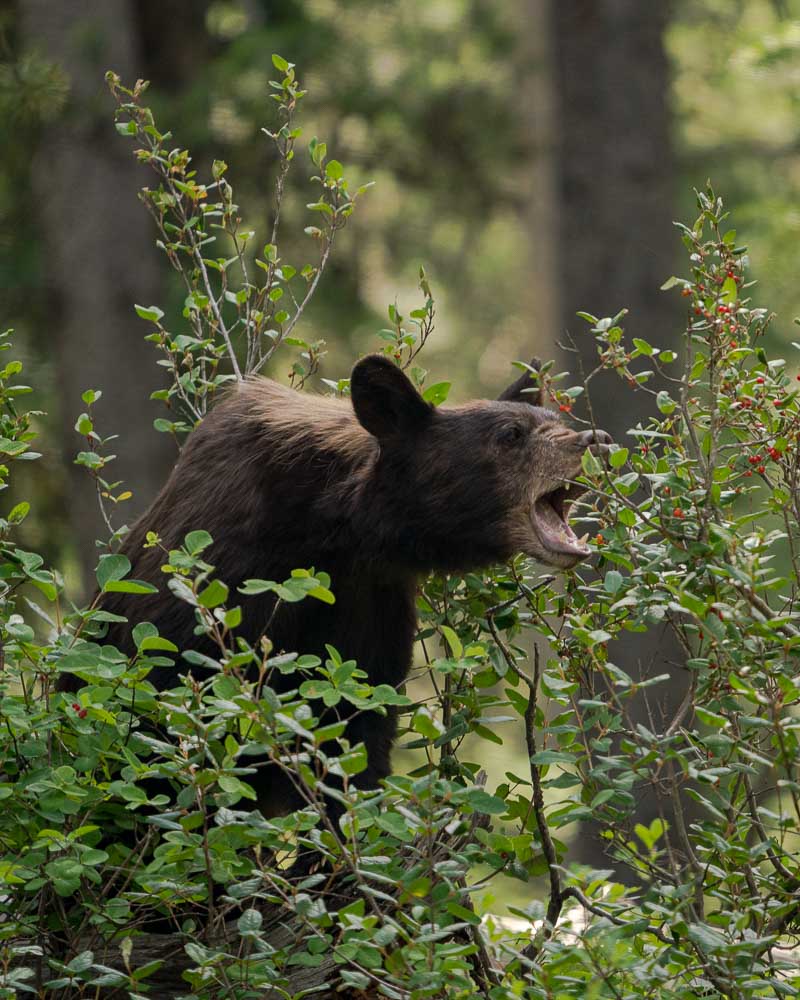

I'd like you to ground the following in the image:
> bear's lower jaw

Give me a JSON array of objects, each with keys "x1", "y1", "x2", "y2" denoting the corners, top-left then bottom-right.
[{"x1": 526, "y1": 486, "x2": 591, "y2": 566}]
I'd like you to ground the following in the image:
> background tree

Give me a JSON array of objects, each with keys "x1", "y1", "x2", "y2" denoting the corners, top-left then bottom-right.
[
  {"x1": 546, "y1": 0, "x2": 684, "y2": 872},
  {"x1": 551, "y1": 0, "x2": 678, "y2": 433},
  {"x1": 14, "y1": 0, "x2": 173, "y2": 579}
]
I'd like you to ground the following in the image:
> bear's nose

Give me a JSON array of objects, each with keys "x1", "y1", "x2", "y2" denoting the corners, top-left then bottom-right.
[{"x1": 576, "y1": 428, "x2": 613, "y2": 450}]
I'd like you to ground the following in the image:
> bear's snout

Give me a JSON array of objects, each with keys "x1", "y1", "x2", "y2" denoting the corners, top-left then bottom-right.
[{"x1": 574, "y1": 428, "x2": 613, "y2": 453}]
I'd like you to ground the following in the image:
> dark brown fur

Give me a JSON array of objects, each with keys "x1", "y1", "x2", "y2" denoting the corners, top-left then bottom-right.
[{"x1": 67, "y1": 356, "x2": 610, "y2": 814}]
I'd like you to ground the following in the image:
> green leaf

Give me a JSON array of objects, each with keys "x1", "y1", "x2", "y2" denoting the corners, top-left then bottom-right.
[
  {"x1": 104, "y1": 579, "x2": 158, "y2": 595},
  {"x1": 422, "y1": 381, "x2": 451, "y2": 406},
  {"x1": 0, "y1": 438, "x2": 29, "y2": 457},
  {"x1": 464, "y1": 789, "x2": 507, "y2": 815},
  {"x1": 139, "y1": 635, "x2": 179, "y2": 653},
  {"x1": 440, "y1": 625, "x2": 463, "y2": 659},
  {"x1": 581, "y1": 450, "x2": 603, "y2": 475},
  {"x1": 239, "y1": 578, "x2": 278, "y2": 596},
  {"x1": 223, "y1": 606, "x2": 242, "y2": 628},
  {"x1": 338, "y1": 745, "x2": 368, "y2": 775},
  {"x1": 237, "y1": 908, "x2": 263, "y2": 935},
  {"x1": 8, "y1": 501, "x2": 30, "y2": 524},
  {"x1": 197, "y1": 580, "x2": 229, "y2": 608},
  {"x1": 530, "y1": 750, "x2": 574, "y2": 765},
  {"x1": 375, "y1": 812, "x2": 413, "y2": 840},
  {"x1": 695, "y1": 706, "x2": 727, "y2": 728},
  {"x1": 446, "y1": 901, "x2": 482, "y2": 925},
  {"x1": 134, "y1": 304, "x2": 164, "y2": 323},
  {"x1": 271, "y1": 53, "x2": 290, "y2": 73},
  {"x1": 309, "y1": 137, "x2": 327, "y2": 167},
  {"x1": 66, "y1": 951, "x2": 94, "y2": 974},
  {"x1": 185, "y1": 530, "x2": 212, "y2": 555},
  {"x1": 132, "y1": 622, "x2": 157, "y2": 648},
  {"x1": 687, "y1": 923, "x2": 727, "y2": 952},
  {"x1": 656, "y1": 390, "x2": 676, "y2": 415},
  {"x1": 635, "y1": 818, "x2": 665, "y2": 851},
  {"x1": 325, "y1": 159, "x2": 343, "y2": 181},
  {"x1": 591, "y1": 788, "x2": 616, "y2": 808},
  {"x1": 97, "y1": 554, "x2": 131, "y2": 591},
  {"x1": 678, "y1": 590, "x2": 707, "y2": 617},
  {"x1": 74, "y1": 413, "x2": 93, "y2": 435},
  {"x1": 412, "y1": 709, "x2": 443, "y2": 740},
  {"x1": 721, "y1": 276, "x2": 738, "y2": 305},
  {"x1": 306, "y1": 585, "x2": 335, "y2": 605}
]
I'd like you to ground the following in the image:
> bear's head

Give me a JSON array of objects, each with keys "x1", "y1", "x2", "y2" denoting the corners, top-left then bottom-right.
[{"x1": 350, "y1": 354, "x2": 612, "y2": 571}]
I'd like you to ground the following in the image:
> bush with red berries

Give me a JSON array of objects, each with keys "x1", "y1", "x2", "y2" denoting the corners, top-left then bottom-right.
[{"x1": 0, "y1": 63, "x2": 797, "y2": 999}]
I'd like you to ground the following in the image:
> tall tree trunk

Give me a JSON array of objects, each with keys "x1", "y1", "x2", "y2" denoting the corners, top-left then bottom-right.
[
  {"x1": 17, "y1": 0, "x2": 172, "y2": 591},
  {"x1": 552, "y1": 0, "x2": 677, "y2": 436},
  {"x1": 545, "y1": 1, "x2": 683, "y2": 875}
]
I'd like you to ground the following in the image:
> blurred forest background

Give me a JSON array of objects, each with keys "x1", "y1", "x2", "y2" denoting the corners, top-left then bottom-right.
[
  {"x1": 2, "y1": 0, "x2": 800, "y2": 885},
  {"x1": 2, "y1": 0, "x2": 800, "y2": 589}
]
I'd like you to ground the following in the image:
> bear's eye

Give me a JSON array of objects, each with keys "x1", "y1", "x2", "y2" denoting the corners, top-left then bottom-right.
[{"x1": 499, "y1": 424, "x2": 525, "y2": 447}]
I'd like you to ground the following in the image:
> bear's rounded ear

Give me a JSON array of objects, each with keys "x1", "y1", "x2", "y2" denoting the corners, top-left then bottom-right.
[
  {"x1": 497, "y1": 357, "x2": 546, "y2": 408},
  {"x1": 351, "y1": 355, "x2": 433, "y2": 439}
]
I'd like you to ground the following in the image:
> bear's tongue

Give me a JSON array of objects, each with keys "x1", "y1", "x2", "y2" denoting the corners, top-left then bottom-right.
[{"x1": 532, "y1": 491, "x2": 590, "y2": 557}]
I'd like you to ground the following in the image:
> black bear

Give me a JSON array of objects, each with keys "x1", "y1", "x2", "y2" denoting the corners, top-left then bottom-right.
[{"x1": 70, "y1": 355, "x2": 611, "y2": 813}]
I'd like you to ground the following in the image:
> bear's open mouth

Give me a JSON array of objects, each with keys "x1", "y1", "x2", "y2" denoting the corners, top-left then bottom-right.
[{"x1": 530, "y1": 483, "x2": 590, "y2": 560}]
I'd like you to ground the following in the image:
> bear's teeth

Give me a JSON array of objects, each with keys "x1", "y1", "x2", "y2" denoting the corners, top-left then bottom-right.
[{"x1": 577, "y1": 533, "x2": 589, "y2": 545}]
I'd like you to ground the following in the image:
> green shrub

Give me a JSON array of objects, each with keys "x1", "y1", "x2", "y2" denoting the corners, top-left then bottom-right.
[{"x1": 0, "y1": 63, "x2": 797, "y2": 999}]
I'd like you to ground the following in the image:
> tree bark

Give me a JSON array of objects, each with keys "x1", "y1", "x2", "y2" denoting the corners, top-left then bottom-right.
[
  {"x1": 17, "y1": 0, "x2": 173, "y2": 591},
  {"x1": 551, "y1": 0, "x2": 677, "y2": 439},
  {"x1": 544, "y1": 1, "x2": 685, "y2": 874}
]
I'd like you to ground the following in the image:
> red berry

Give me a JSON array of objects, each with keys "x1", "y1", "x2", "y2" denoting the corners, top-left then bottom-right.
[
  {"x1": 595, "y1": 533, "x2": 604, "y2": 545},
  {"x1": 756, "y1": 377, "x2": 765, "y2": 384},
  {"x1": 673, "y1": 507, "x2": 684, "y2": 518},
  {"x1": 757, "y1": 465, "x2": 766, "y2": 474},
  {"x1": 744, "y1": 471, "x2": 752, "y2": 477},
  {"x1": 681, "y1": 288, "x2": 691, "y2": 297},
  {"x1": 559, "y1": 403, "x2": 571, "y2": 412},
  {"x1": 78, "y1": 708, "x2": 88, "y2": 719}
]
